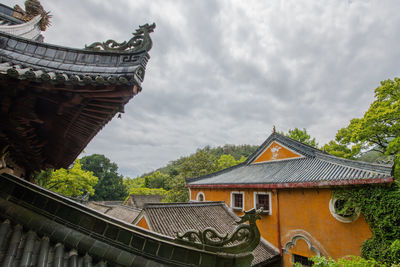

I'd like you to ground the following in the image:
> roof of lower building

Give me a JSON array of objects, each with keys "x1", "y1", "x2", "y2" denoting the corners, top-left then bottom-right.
[
  {"x1": 187, "y1": 132, "x2": 393, "y2": 188},
  {"x1": 135, "y1": 201, "x2": 280, "y2": 266},
  {"x1": 87, "y1": 201, "x2": 141, "y2": 224},
  {"x1": 0, "y1": 172, "x2": 258, "y2": 267}
]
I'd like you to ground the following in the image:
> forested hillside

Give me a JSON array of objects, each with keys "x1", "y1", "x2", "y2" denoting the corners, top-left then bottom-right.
[{"x1": 124, "y1": 144, "x2": 258, "y2": 202}]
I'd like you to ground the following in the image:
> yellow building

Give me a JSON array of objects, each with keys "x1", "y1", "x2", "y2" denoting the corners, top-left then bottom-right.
[{"x1": 186, "y1": 132, "x2": 393, "y2": 266}]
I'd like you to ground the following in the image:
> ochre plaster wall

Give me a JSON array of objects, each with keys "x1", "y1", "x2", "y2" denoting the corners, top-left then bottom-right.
[{"x1": 189, "y1": 187, "x2": 372, "y2": 266}]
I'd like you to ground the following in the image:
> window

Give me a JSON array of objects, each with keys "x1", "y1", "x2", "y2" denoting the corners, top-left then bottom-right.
[
  {"x1": 196, "y1": 192, "x2": 205, "y2": 202},
  {"x1": 254, "y1": 192, "x2": 271, "y2": 214},
  {"x1": 292, "y1": 254, "x2": 313, "y2": 267},
  {"x1": 231, "y1": 192, "x2": 244, "y2": 210},
  {"x1": 329, "y1": 197, "x2": 360, "y2": 223}
]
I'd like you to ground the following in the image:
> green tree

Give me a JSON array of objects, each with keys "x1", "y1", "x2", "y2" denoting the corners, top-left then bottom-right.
[
  {"x1": 214, "y1": 154, "x2": 246, "y2": 172},
  {"x1": 123, "y1": 176, "x2": 145, "y2": 191},
  {"x1": 36, "y1": 159, "x2": 98, "y2": 197},
  {"x1": 178, "y1": 150, "x2": 217, "y2": 178},
  {"x1": 164, "y1": 174, "x2": 189, "y2": 202},
  {"x1": 322, "y1": 140, "x2": 360, "y2": 159},
  {"x1": 283, "y1": 128, "x2": 318, "y2": 148},
  {"x1": 326, "y1": 78, "x2": 400, "y2": 265},
  {"x1": 80, "y1": 154, "x2": 127, "y2": 201},
  {"x1": 143, "y1": 171, "x2": 172, "y2": 189},
  {"x1": 127, "y1": 187, "x2": 167, "y2": 197},
  {"x1": 311, "y1": 255, "x2": 380, "y2": 267},
  {"x1": 334, "y1": 78, "x2": 400, "y2": 159}
]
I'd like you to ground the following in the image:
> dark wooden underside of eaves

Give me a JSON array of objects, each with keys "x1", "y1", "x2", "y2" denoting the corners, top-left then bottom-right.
[{"x1": 0, "y1": 76, "x2": 136, "y2": 177}]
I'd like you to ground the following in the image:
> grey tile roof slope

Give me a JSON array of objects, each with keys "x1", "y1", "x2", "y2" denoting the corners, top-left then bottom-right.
[
  {"x1": 187, "y1": 133, "x2": 393, "y2": 186},
  {"x1": 0, "y1": 173, "x2": 255, "y2": 267},
  {"x1": 88, "y1": 201, "x2": 141, "y2": 224},
  {"x1": 0, "y1": 31, "x2": 149, "y2": 87},
  {"x1": 139, "y1": 202, "x2": 280, "y2": 266},
  {"x1": 0, "y1": 219, "x2": 104, "y2": 267}
]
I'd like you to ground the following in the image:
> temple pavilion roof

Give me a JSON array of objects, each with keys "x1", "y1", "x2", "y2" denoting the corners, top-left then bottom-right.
[
  {"x1": 134, "y1": 201, "x2": 280, "y2": 266},
  {"x1": 187, "y1": 132, "x2": 393, "y2": 188},
  {"x1": 0, "y1": 19, "x2": 152, "y2": 177}
]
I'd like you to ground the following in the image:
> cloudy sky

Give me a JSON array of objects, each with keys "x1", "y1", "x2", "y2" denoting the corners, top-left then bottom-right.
[{"x1": 5, "y1": 0, "x2": 400, "y2": 177}]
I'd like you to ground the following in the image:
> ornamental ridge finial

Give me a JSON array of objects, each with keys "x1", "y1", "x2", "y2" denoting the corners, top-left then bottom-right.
[
  {"x1": 85, "y1": 23, "x2": 156, "y2": 52},
  {"x1": 175, "y1": 208, "x2": 262, "y2": 254},
  {"x1": 14, "y1": 0, "x2": 52, "y2": 31},
  {"x1": 273, "y1": 125, "x2": 276, "y2": 134}
]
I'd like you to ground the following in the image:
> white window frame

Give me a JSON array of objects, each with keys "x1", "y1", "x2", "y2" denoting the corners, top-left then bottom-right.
[
  {"x1": 253, "y1": 192, "x2": 272, "y2": 215},
  {"x1": 196, "y1": 192, "x2": 205, "y2": 202},
  {"x1": 231, "y1": 191, "x2": 245, "y2": 211}
]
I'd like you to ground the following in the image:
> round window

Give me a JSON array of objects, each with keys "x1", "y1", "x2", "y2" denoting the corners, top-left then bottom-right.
[{"x1": 329, "y1": 197, "x2": 360, "y2": 223}]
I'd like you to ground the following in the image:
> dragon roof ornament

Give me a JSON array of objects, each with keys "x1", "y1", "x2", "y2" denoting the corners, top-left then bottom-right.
[
  {"x1": 14, "y1": 0, "x2": 52, "y2": 31},
  {"x1": 85, "y1": 23, "x2": 156, "y2": 52},
  {"x1": 175, "y1": 208, "x2": 262, "y2": 254}
]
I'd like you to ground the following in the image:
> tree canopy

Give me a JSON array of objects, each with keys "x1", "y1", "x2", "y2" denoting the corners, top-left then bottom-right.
[
  {"x1": 324, "y1": 78, "x2": 400, "y2": 265},
  {"x1": 126, "y1": 145, "x2": 256, "y2": 203},
  {"x1": 36, "y1": 159, "x2": 98, "y2": 197},
  {"x1": 80, "y1": 154, "x2": 127, "y2": 201},
  {"x1": 325, "y1": 78, "x2": 399, "y2": 174},
  {"x1": 282, "y1": 128, "x2": 318, "y2": 148}
]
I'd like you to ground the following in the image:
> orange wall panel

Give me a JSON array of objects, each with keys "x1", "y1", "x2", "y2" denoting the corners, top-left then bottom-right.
[
  {"x1": 189, "y1": 186, "x2": 372, "y2": 265},
  {"x1": 253, "y1": 141, "x2": 301, "y2": 163}
]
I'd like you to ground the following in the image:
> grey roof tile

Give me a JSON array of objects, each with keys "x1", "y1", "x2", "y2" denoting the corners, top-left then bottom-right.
[
  {"x1": 140, "y1": 202, "x2": 280, "y2": 266},
  {"x1": 188, "y1": 133, "x2": 393, "y2": 187}
]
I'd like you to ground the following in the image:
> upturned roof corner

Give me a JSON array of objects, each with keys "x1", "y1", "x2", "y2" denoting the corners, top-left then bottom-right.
[{"x1": 85, "y1": 23, "x2": 156, "y2": 52}]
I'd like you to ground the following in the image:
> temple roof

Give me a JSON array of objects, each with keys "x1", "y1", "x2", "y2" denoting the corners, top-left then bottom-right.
[
  {"x1": 0, "y1": 3, "x2": 43, "y2": 40},
  {"x1": 0, "y1": 172, "x2": 257, "y2": 266},
  {"x1": 0, "y1": 3, "x2": 24, "y2": 26},
  {"x1": 87, "y1": 201, "x2": 141, "y2": 224},
  {"x1": 0, "y1": 25, "x2": 151, "y2": 177},
  {"x1": 134, "y1": 202, "x2": 280, "y2": 266},
  {"x1": 187, "y1": 133, "x2": 393, "y2": 188}
]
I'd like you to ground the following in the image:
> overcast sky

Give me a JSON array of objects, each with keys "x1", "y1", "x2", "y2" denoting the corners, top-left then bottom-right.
[{"x1": 5, "y1": 0, "x2": 400, "y2": 177}]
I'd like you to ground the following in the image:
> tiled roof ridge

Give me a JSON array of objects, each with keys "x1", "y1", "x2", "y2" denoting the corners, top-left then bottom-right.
[
  {"x1": 90, "y1": 201, "x2": 143, "y2": 213},
  {"x1": 186, "y1": 132, "x2": 320, "y2": 184},
  {"x1": 0, "y1": 4, "x2": 24, "y2": 25},
  {"x1": 0, "y1": 30, "x2": 150, "y2": 55},
  {"x1": 144, "y1": 201, "x2": 226, "y2": 209},
  {"x1": 0, "y1": 31, "x2": 150, "y2": 87},
  {"x1": 1, "y1": 173, "x2": 258, "y2": 266},
  {"x1": 315, "y1": 151, "x2": 393, "y2": 173},
  {"x1": 186, "y1": 162, "x2": 246, "y2": 183}
]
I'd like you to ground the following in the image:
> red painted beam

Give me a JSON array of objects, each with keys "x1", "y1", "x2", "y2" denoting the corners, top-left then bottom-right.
[{"x1": 186, "y1": 177, "x2": 394, "y2": 189}]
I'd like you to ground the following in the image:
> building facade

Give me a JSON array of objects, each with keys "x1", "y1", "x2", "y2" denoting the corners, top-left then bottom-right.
[{"x1": 187, "y1": 132, "x2": 393, "y2": 266}]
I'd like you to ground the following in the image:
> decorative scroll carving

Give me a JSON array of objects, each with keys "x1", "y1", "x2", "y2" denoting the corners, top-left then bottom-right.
[
  {"x1": 14, "y1": 0, "x2": 52, "y2": 31},
  {"x1": 85, "y1": 23, "x2": 156, "y2": 52},
  {"x1": 175, "y1": 208, "x2": 262, "y2": 254}
]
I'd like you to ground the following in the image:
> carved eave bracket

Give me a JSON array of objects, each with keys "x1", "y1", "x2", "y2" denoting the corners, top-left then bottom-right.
[
  {"x1": 175, "y1": 208, "x2": 262, "y2": 255},
  {"x1": 85, "y1": 23, "x2": 156, "y2": 52}
]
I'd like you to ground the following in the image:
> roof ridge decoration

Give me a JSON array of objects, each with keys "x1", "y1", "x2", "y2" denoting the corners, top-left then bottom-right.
[
  {"x1": 85, "y1": 23, "x2": 156, "y2": 52},
  {"x1": 175, "y1": 208, "x2": 262, "y2": 254},
  {"x1": 13, "y1": 0, "x2": 52, "y2": 31}
]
